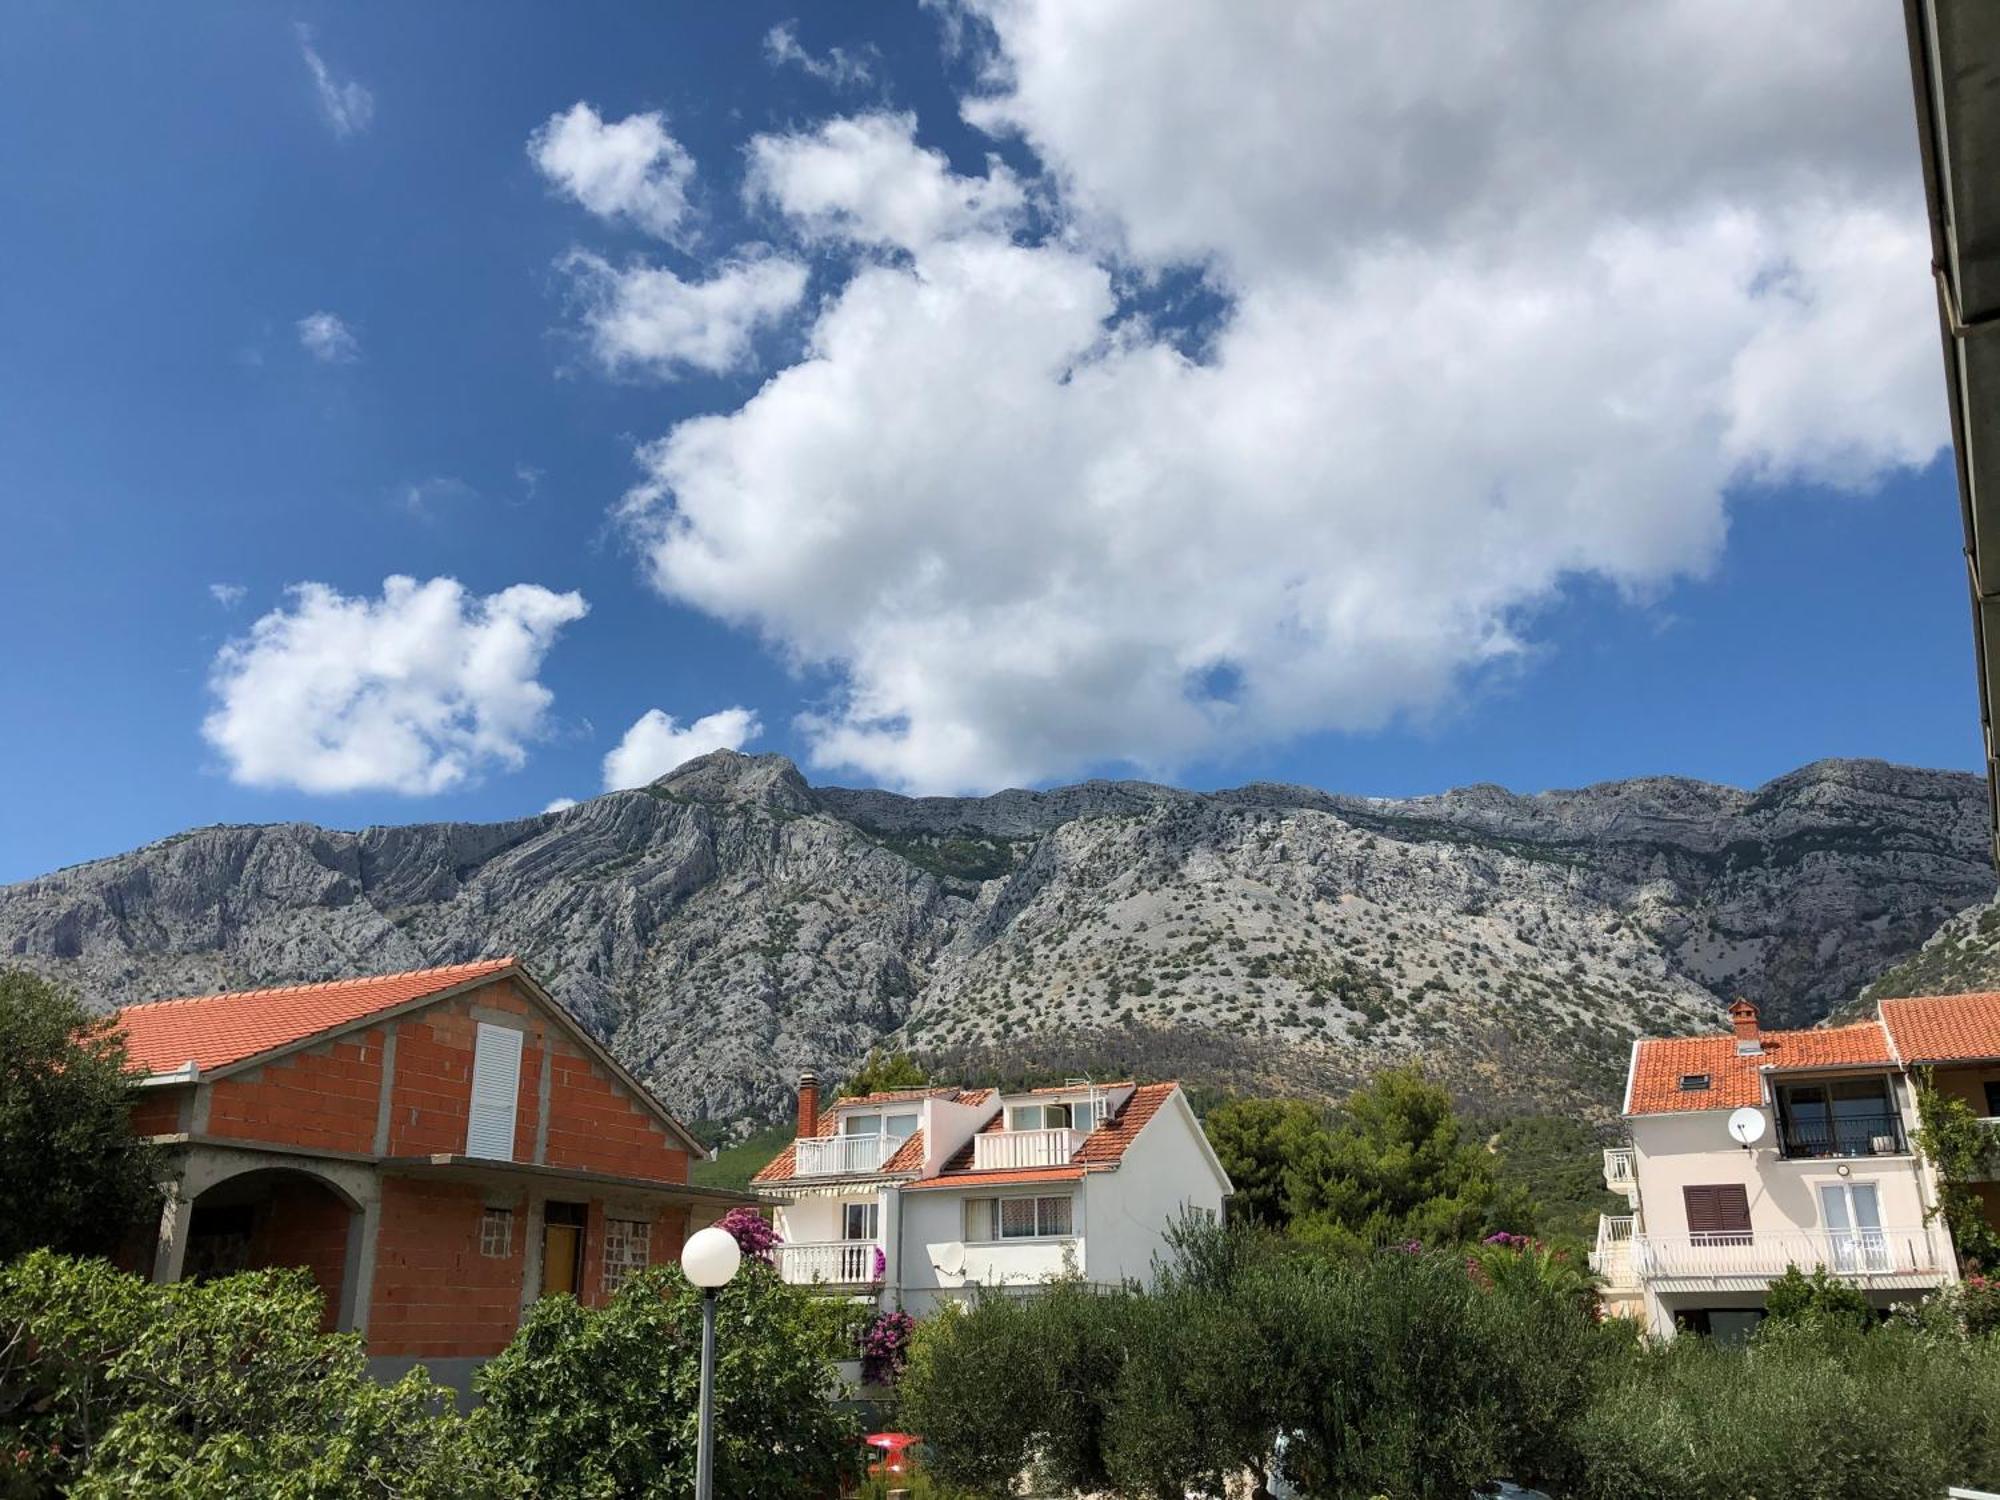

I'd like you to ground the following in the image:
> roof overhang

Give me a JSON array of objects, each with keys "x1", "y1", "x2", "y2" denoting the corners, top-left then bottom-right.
[
  {"x1": 380, "y1": 1153, "x2": 766, "y2": 1208},
  {"x1": 1906, "y1": 0, "x2": 2000, "y2": 862}
]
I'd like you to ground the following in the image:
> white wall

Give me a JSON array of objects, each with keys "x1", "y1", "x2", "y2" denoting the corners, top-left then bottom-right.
[{"x1": 1081, "y1": 1090, "x2": 1230, "y2": 1291}]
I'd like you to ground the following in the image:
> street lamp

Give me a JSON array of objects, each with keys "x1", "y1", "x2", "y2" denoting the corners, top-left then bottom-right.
[{"x1": 681, "y1": 1224, "x2": 742, "y2": 1500}]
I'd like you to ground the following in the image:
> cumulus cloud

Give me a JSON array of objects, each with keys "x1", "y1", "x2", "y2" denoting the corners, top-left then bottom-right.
[
  {"x1": 203, "y1": 575, "x2": 587, "y2": 794},
  {"x1": 602, "y1": 707, "x2": 762, "y2": 790},
  {"x1": 764, "y1": 21, "x2": 876, "y2": 91},
  {"x1": 296, "y1": 25, "x2": 373, "y2": 139},
  {"x1": 297, "y1": 311, "x2": 359, "y2": 363},
  {"x1": 616, "y1": 1, "x2": 1944, "y2": 792},
  {"x1": 561, "y1": 250, "x2": 806, "y2": 378},
  {"x1": 208, "y1": 583, "x2": 246, "y2": 608},
  {"x1": 745, "y1": 112, "x2": 1024, "y2": 251},
  {"x1": 530, "y1": 103, "x2": 696, "y2": 241},
  {"x1": 542, "y1": 796, "x2": 579, "y2": 813}
]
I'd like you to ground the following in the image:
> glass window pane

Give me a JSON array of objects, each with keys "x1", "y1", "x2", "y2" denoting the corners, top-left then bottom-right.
[
  {"x1": 1010, "y1": 1105, "x2": 1044, "y2": 1131},
  {"x1": 844, "y1": 1114, "x2": 882, "y2": 1136},
  {"x1": 1000, "y1": 1198, "x2": 1038, "y2": 1239},
  {"x1": 1818, "y1": 1185, "x2": 1851, "y2": 1232},
  {"x1": 1036, "y1": 1196, "x2": 1073, "y2": 1236},
  {"x1": 885, "y1": 1112, "x2": 919, "y2": 1140},
  {"x1": 964, "y1": 1198, "x2": 993, "y2": 1241},
  {"x1": 1073, "y1": 1102, "x2": 1096, "y2": 1132}
]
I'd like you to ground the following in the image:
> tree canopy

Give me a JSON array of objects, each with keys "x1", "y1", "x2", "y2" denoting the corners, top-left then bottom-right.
[
  {"x1": 837, "y1": 1047, "x2": 929, "y2": 1097},
  {"x1": 0, "y1": 968, "x2": 161, "y2": 1263}
]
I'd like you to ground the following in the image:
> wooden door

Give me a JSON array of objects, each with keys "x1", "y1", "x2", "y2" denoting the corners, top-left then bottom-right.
[{"x1": 542, "y1": 1203, "x2": 586, "y2": 1297}]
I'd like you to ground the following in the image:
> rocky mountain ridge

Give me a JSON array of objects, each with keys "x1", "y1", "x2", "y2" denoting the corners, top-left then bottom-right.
[{"x1": 1, "y1": 753, "x2": 1990, "y2": 1121}]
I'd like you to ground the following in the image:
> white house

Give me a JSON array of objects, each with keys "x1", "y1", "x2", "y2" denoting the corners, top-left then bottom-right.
[
  {"x1": 1596, "y1": 999, "x2": 1957, "y2": 1338},
  {"x1": 751, "y1": 1070, "x2": 1232, "y2": 1313}
]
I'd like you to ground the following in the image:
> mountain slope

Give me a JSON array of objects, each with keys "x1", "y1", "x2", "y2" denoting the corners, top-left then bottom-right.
[{"x1": 1, "y1": 753, "x2": 1989, "y2": 1121}]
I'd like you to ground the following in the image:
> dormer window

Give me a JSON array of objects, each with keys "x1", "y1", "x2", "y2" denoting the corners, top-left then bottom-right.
[
  {"x1": 1007, "y1": 1099, "x2": 1097, "y2": 1133},
  {"x1": 1678, "y1": 1073, "x2": 1712, "y2": 1092}
]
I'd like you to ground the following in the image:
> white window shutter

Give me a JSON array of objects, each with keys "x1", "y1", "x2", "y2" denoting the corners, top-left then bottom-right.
[{"x1": 466, "y1": 1023, "x2": 523, "y2": 1160}]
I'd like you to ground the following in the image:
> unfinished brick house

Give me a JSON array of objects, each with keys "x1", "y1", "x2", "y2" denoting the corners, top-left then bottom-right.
[{"x1": 116, "y1": 958, "x2": 754, "y2": 1389}]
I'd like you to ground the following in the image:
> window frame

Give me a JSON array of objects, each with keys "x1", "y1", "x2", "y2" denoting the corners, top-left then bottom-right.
[
  {"x1": 479, "y1": 1206, "x2": 514, "y2": 1258},
  {"x1": 843, "y1": 1201, "x2": 880, "y2": 1242},
  {"x1": 968, "y1": 1192, "x2": 1076, "y2": 1241},
  {"x1": 1682, "y1": 1183, "x2": 1752, "y2": 1242},
  {"x1": 600, "y1": 1216, "x2": 652, "y2": 1296}
]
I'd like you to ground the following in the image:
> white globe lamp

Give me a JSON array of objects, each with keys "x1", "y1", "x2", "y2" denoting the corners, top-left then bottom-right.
[
  {"x1": 682, "y1": 1225, "x2": 742, "y2": 1289},
  {"x1": 683, "y1": 1222, "x2": 744, "y2": 1500}
]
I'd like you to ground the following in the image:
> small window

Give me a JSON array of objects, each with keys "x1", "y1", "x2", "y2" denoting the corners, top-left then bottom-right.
[
  {"x1": 1683, "y1": 1184, "x2": 1752, "y2": 1240},
  {"x1": 1678, "y1": 1073, "x2": 1712, "y2": 1092},
  {"x1": 601, "y1": 1218, "x2": 651, "y2": 1295},
  {"x1": 1073, "y1": 1100, "x2": 1097, "y2": 1133},
  {"x1": 843, "y1": 1201, "x2": 880, "y2": 1241},
  {"x1": 1008, "y1": 1104, "x2": 1046, "y2": 1131},
  {"x1": 884, "y1": 1111, "x2": 919, "y2": 1141},
  {"x1": 480, "y1": 1207, "x2": 513, "y2": 1258}
]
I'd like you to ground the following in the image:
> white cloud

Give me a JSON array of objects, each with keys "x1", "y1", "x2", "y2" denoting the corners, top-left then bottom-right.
[
  {"x1": 401, "y1": 475, "x2": 475, "y2": 518},
  {"x1": 745, "y1": 112, "x2": 1024, "y2": 252},
  {"x1": 602, "y1": 707, "x2": 762, "y2": 790},
  {"x1": 763, "y1": 21, "x2": 876, "y2": 91},
  {"x1": 296, "y1": 25, "x2": 373, "y2": 140},
  {"x1": 203, "y1": 576, "x2": 588, "y2": 795},
  {"x1": 530, "y1": 103, "x2": 696, "y2": 242},
  {"x1": 297, "y1": 311, "x2": 359, "y2": 363},
  {"x1": 561, "y1": 250, "x2": 807, "y2": 378},
  {"x1": 542, "y1": 796, "x2": 579, "y2": 813},
  {"x1": 208, "y1": 583, "x2": 246, "y2": 608},
  {"x1": 616, "y1": 2, "x2": 1945, "y2": 793}
]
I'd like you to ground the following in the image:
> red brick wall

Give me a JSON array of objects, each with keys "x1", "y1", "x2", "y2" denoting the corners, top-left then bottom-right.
[
  {"x1": 543, "y1": 1039, "x2": 689, "y2": 1182},
  {"x1": 370, "y1": 1178, "x2": 530, "y2": 1360},
  {"x1": 128, "y1": 1087, "x2": 187, "y2": 1137},
  {"x1": 248, "y1": 1177, "x2": 353, "y2": 1332},
  {"x1": 205, "y1": 1029, "x2": 384, "y2": 1155}
]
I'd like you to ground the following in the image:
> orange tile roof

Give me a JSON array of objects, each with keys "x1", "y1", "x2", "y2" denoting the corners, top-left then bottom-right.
[
  {"x1": 904, "y1": 1166, "x2": 1084, "y2": 1192},
  {"x1": 1626, "y1": 1022, "x2": 1894, "y2": 1115},
  {"x1": 1880, "y1": 993, "x2": 2000, "y2": 1064},
  {"x1": 751, "y1": 1086, "x2": 997, "y2": 1185},
  {"x1": 912, "y1": 1081, "x2": 1180, "y2": 1186},
  {"x1": 115, "y1": 959, "x2": 517, "y2": 1076}
]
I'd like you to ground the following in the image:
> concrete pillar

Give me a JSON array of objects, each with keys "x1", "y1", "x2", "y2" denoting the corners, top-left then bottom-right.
[
  {"x1": 341, "y1": 1195, "x2": 383, "y2": 1336},
  {"x1": 151, "y1": 1180, "x2": 191, "y2": 1286},
  {"x1": 879, "y1": 1187, "x2": 901, "y2": 1312}
]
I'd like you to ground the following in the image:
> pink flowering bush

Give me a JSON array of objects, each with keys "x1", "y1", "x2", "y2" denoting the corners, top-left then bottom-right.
[
  {"x1": 859, "y1": 1309, "x2": 916, "y2": 1385},
  {"x1": 717, "y1": 1206, "x2": 781, "y2": 1266}
]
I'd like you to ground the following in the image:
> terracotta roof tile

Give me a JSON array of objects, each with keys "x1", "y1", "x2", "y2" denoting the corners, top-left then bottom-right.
[
  {"x1": 754, "y1": 1087, "x2": 1002, "y2": 1185},
  {"x1": 115, "y1": 959, "x2": 517, "y2": 1076},
  {"x1": 1626, "y1": 1022, "x2": 1893, "y2": 1115},
  {"x1": 881, "y1": 1129, "x2": 927, "y2": 1173},
  {"x1": 917, "y1": 1081, "x2": 1180, "y2": 1185},
  {"x1": 1880, "y1": 993, "x2": 2000, "y2": 1064},
  {"x1": 903, "y1": 1166, "x2": 1084, "y2": 1192}
]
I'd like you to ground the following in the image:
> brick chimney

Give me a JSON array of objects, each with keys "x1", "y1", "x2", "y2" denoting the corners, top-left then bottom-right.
[
  {"x1": 796, "y1": 1069, "x2": 820, "y2": 1140},
  {"x1": 1729, "y1": 999, "x2": 1761, "y2": 1055}
]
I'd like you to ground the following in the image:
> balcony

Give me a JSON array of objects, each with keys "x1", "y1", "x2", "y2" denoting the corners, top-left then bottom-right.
[
  {"x1": 1602, "y1": 1147, "x2": 1636, "y2": 1196},
  {"x1": 777, "y1": 1240, "x2": 882, "y2": 1285},
  {"x1": 1777, "y1": 1111, "x2": 1908, "y2": 1160},
  {"x1": 794, "y1": 1135, "x2": 891, "y2": 1177},
  {"x1": 1591, "y1": 1214, "x2": 1637, "y2": 1290},
  {"x1": 1624, "y1": 1226, "x2": 1949, "y2": 1287},
  {"x1": 973, "y1": 1127, "x2": 1086, "y2": 1172}
]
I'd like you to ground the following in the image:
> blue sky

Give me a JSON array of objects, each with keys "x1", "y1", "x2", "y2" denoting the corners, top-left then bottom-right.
[{"x1": 0, "y1": 1, "x2": 1974, "y2": 884}]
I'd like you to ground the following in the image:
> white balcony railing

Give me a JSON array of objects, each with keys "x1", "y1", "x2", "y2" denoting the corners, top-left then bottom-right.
[
  {"x1": 793, "y1": 1134, "x2": 891, "y2": 1177},
  {"x1": 973, "y1": 1127, "x2": 1086, "y2": 1171},
  {"x1": 1591, "y1": 1214, "x2": 1637, "y2": 1290},
  {"x1": 777, "y1": 1240, "x2": 882, "y2": 1285},
  {"x1": 1627, "y1": 1226, "x2": 1949, "y2": 1285},
  {"x1": 1602, "y1": 1147, "x2": 1636, "y2": 1194}
]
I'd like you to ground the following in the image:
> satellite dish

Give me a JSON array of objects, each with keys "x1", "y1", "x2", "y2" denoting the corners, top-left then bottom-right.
[
  {"x1": 1727, "y1": 1107, "x2": 1767, "y2": 1146},
  {"x1": 932, "y1": 1241, "x2": 966, "y2": 1276}
]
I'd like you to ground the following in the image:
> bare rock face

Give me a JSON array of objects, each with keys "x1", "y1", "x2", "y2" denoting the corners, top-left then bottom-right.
[{"x1": 1, "y1": 751, "x2": 1989, "y2": 1122}]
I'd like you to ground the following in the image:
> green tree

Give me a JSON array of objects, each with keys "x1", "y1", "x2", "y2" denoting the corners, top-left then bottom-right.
[
  {"x1": 1285, "y1": 1066, "x2": 1530, "y2": 1249},
  {"x1": 1762, "y1": 1263, "x2": 1873, "y2": 1333},
  {"x1": 0, "y1": 1251, "x2": 509, "y2": 1498},
  {"x1": 474, "y1": 1260, "x2": 858, "y2": 1498},
  {"x1": 0, "y1": 969, "x2": 162, "y2": 1262},
  {"x1": 1914, "y1": 1072, "x2": 2000, "y2": 1271},
  {"x1": 838, "y1": 1048, "x2": 929, "y2": 1097},
  {"x1": 1202, "y1": 1097, "x2": 1328, "y2": 1230}
]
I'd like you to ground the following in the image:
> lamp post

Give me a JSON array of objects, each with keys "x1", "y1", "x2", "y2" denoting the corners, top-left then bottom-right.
[{"x1": 681, "y1": 1224, "x2": 742, "y2": 1500}]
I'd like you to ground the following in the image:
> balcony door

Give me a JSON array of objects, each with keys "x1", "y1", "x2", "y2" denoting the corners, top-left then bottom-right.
[
  {"x1": 1778, "y1": 1079, "x2": 1900, "y2": 1158},
  {"x1": 1819, "y1": 1182, "x2": 1888, "y2": 1273}
]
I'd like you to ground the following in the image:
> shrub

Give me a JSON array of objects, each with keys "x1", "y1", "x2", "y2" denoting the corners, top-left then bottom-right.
[
  {"x1": 859, "y1": 1309, "x2": 915, "y2": 1386},
  {"x1": 715, "y1": 1205, "x2": 781, "y2": 1265},
  {"x1": 0, "y1": 1251, "x2": 508, "y2": 1499},
  {"x1": 1764, "y1": 1263, "x2": 1873, "y2": 1332},
  {"x1": 473, "y1": 1259, "x2": 857, "y2": 1498}
]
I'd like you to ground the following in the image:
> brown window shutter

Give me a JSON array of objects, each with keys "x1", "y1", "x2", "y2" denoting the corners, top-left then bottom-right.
[{"x1": 1683, "y1": 1184, "x2": 1751, "y2": 1235}]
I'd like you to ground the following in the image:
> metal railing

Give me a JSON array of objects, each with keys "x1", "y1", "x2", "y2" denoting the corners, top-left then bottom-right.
[
  {"x1": 794, "y1": 1135, "x2": 891, "y2": 1177},
  {"x1": 973, "y1": 1127, "x2": 1086, "y2": 1171},
  {"x1": 776, "y1": 1240, "x2": 882, "y2": 1284},
  {"x1": 1777, "y1": 1111, "x2": 1907, "y2": 1159},
  {"x1": 1602, "y1": 1147, "x2": 1636, "y2": 1192},
  {"x1": 1591, "y1": 1214, "x2": 1638, "y2": 1290},
  {"x1": 1628, "y1": 1226, "x2": 1947, "y2": 1283}
]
